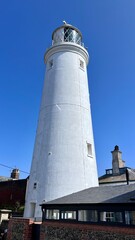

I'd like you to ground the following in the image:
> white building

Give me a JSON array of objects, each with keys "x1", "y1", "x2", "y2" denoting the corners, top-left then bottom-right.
[{"x1": 24, "y1": 22, "x2": 98, "y2": 219}]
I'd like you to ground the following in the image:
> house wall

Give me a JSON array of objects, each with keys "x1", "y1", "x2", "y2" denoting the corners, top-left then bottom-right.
[
  {"x1": 40, "y1": 221, "x2": 135, "y2": 240},
  {"x1": 6, "y1": 218, "x2": 135, "y2": 240},
  {"x1": 0, "y1": 179, "x2": 27, "y2": 209}
]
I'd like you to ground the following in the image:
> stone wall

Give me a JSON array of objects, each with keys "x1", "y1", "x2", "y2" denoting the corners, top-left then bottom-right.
[
  {"x1": 7, "y1": 218, "x2": 34, "y2": 240},
  {"x1": 40, "y1": 221, "x2": 135, "y2": 240}
]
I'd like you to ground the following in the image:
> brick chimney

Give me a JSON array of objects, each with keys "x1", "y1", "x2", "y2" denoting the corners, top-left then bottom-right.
[
  {"x1": 111, "y1": 146, "x2": 125, "y2": 175},
  {"x1": 11, "y1": 169, "x2": 20, "y2": 179}
]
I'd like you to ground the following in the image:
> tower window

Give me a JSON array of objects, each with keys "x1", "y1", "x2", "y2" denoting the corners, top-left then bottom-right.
[
  {"x1": 49, "y1": 59, "x2": 53, "y2": 68},
  {"x1": 87, "y1": 143, "x2": 92, "y2": 157},
  {"x1": 33, "y1": 182, "x2": 37, "y2": 189},
  {"x1": 79, "y1": 59, "x2": 84, "y2": 69}
]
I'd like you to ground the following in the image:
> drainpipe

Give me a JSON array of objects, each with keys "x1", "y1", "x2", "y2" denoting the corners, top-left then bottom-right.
[{"x1": 126, "y1": 168, "x2": 129, "y2": 185}]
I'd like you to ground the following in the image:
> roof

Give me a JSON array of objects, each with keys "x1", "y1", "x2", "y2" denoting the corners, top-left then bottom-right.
[
  {"x1": 99, "y1": 168, "x2": 135, "y2": 184},
  {"x1": 0, "y1": 176, "x2": 12, "y2": 182},
  {"x1": 99, "y1": 173, "x2": 127, "y2": 183},
  {"x1": 43, "y1": 184, "x2": 135, "y2": 205}
]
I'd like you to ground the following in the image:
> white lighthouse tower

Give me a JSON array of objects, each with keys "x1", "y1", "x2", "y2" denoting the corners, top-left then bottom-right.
[{"x1": 24, "y1": 22, "x2": 99, "y2": 219}]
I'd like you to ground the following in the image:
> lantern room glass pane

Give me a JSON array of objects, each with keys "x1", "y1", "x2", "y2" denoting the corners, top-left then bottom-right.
[{"x1": 53, "y1": 27, "x2": 82, "y2": 46}]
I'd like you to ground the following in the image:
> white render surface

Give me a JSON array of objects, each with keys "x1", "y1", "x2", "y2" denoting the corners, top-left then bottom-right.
[{"x1": 24, "y1": 29, "x2": 98, "y2": 219}]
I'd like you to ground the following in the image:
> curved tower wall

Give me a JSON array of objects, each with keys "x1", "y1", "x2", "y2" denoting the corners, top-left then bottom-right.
[{"x1": 24, "y1": 24, "x2": 98, "y2": 219}]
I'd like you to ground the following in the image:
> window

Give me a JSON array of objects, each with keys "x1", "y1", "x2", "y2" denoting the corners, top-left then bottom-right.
[
  {"x1": 78, "y1": 210, "x2": 98, "y2": 222},
  {"x1": 49, "y1": 59, "x2": 53, "y2": 68},
  {"x1": 46, "y1": 209, "x2": 59, "y2": 220},
  {"x1": 79, "y1": 59, "x2": 84, "y2": 69},
  {"x1": 61, "y1": 211, "x2": 76, "y2": 220},
  {"x1": 100, "y1": 212, "x2": 123, "y2": 223},
  {"x1": 33, "y1": 182, "x2": 37, "y2": 189},
  {"x1": 64, "y1": 27, "x2": 73, "y2": 42},
  {"x1": 87, "y1": 143, "x2": 92, "y2": 156},
  {"x1": 106, "y1": 169, "x2": 113, "y2": 175},
  {"x1": 125, "y1": 211, "x2": 135, "y2": 225}
]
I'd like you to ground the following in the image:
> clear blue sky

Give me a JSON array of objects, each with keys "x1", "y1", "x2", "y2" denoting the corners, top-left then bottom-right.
[{"x1": 0, "y1": 0, "x2": 135, "y2": 179}]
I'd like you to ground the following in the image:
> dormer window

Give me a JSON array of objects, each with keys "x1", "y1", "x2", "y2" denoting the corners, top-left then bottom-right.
[{"x1": 106, "y1": 169, "x2": 113, "y2": 175}]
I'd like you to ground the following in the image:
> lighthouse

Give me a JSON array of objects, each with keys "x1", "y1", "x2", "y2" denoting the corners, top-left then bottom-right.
[{"x1": 24, "y1": 22, "x2": 99, "y2": 219}]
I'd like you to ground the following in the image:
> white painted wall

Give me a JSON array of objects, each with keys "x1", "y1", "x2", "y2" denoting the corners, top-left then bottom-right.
[{"x1": 24, "y1": 36, "x2": 98, "y2": 219}]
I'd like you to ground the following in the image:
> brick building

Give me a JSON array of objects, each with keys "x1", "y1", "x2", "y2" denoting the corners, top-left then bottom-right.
[
  {"x1": 0, "y1": 169, "x2": 27, "y2": 213},
  {"x1": 7, "y1": 184, "x2": 135, "y2": 240},
  {"x1": 39, "y1": 184, "x2": 135, "y2": 239}
]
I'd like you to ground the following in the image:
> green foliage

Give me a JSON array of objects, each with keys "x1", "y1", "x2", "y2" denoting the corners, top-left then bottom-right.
[{"x1": 0, "y1": 203, "x2": 25, "y2": 214}]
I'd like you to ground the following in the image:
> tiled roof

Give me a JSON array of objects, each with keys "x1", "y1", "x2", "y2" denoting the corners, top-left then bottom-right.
[
  {"x1": 43, "y1": 184, "x2": 135, "y2": 205},
  {"x1": 99, "y1": 168, "x2": 135, "y2": 183}
]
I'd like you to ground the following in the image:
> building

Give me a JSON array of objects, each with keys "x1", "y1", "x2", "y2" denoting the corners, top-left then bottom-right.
[
  {"x1": 41, "y1": 183, "x2": 135, "y2": 225},
  {"x1": 6, "y1": 22, "x2": 135, "y2": 239},
  {"x1": 99, "y1": 146, "x2": 135, "y2": 186},
  {"x1": 24, "y1": 22, "x2": 98, "y2": 219},
  {"x1": 40, "y1": 184, "x2": 135, "y2": 239},
  {"x1": 7, "y1": 183, "x2": 135, "y2": 240},
  {"x1": 0, "y1": 169, "x2": 27, "y2": 213}
]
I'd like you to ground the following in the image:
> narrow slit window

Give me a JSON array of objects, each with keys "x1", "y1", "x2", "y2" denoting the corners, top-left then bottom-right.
[
  {"x1": 87, "y1": 143, "x2": 92, "y2": 156},
  {"x1": 49, "y1": 59, "x2": 53, "y2": 68},
  {"x1": 80, "y1": 59, "x2": 84, "y2": 69},
  {"x1": 33, "y1": 182, "x2": 37, "y2": 189}
]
